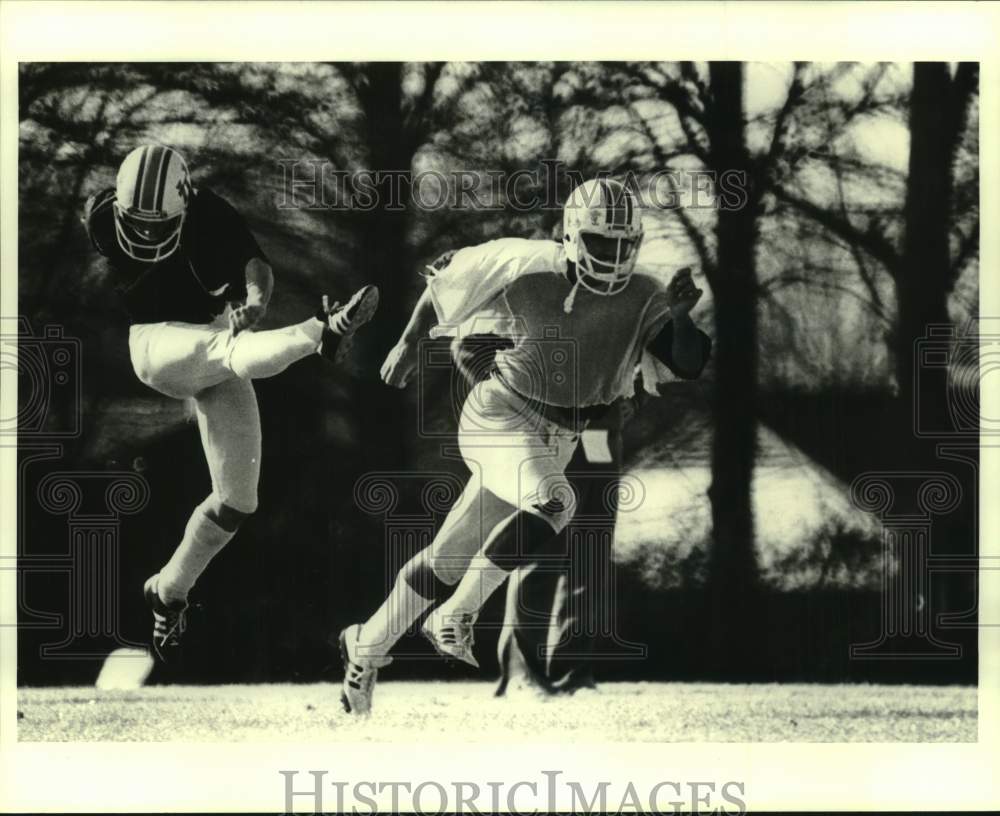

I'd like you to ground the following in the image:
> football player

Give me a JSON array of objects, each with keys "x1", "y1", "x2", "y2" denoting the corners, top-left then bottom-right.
[
  {"x1": 84, "y1": 144, "x2": 379, "y2": 662},
  {"x1": 339, "y1": 178, "x2": 710, "y2": 714},
  {"x1": 451, "y1": 308, "x2": 641, "y2": 697}
]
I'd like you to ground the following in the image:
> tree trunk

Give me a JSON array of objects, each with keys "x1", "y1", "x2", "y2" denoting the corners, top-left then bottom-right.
[
  {"x1": 353, "y1": 63, "x2": 412, "y2": 468},
  {"x1": 896, "y1": 63, "x2": 977, "y2": 638},
  {"x1": 704, "y1": 62, "x2": 761, "y2": 674},
  {"x1": 896, "y1": 63, "x2": 957, "y2": 447}
]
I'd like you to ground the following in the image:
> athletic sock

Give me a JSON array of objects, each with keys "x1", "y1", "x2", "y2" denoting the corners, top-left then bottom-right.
[
  {"x1": 439, "y1": 510, "x2": 558, "y2": 617},
  {"x1": 439, "y1": 552, "x2": 516, "y2": 618},
  {"x1": 357, "y1": 579, "x2": 434, "y2": 662},
  {"x1": 302, "y1": 316, "x2": 325, "y2": 345},
  {"x1": 157, "y1": 499, "x2": 236, "y2": 605},
  {"x1": 439, "y1": 554, "x2": 511, "y2": 617}
]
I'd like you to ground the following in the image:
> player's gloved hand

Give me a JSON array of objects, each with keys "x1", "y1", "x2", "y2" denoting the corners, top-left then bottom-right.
[
  {"x1": 229, "y1": 303, "x2": 266, "y2": 335},
  {"x1": 380, "y1": 339, "x2": 419, "y2": 388},
  {"x1": 665, "y1": 267, "x2": 703, "y2": 318}
]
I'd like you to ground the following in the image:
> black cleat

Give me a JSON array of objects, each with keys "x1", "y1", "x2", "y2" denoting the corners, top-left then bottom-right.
[
  {"x1": 143, "y1": 574, "x2": 188, "y2": 664},
  {"x1": 318, "y1": 285, "x2": 380, "y2": 364}
]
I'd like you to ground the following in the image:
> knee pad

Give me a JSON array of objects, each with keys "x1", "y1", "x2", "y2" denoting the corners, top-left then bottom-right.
[
  {"x1": 214, "y1": 482, "x2": 258, "y2": 516},
  {"x1": 525, "y1": 477, "x2": 577, "y2": 534},
  {"x1": 203, "y1": 496, "x2": 254, "y2": 532},
  {"x1": 399, "y1": 552, "x2": 453, "y2": 600},
  {"x1": 485, "y1": 509, "x2": 562, "y2": 570}
]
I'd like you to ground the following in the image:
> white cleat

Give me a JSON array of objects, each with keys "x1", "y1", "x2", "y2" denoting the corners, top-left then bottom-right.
[
  {"x1": 422, "y1": 608, "x2": 480, "y2": 668},
  {"x1": 338, "y1": 623, "x2": 391, "y2": 717}
]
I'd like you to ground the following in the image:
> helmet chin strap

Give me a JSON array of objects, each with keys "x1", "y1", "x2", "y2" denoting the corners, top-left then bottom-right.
[
  {"x1": 563, "y1": 259, "x2": 586, "y2": 314},
  {"x1": 564, "y1": 231, "x2": 637, "y2": 312},
  {"x1": 563, "y1": 276, "x2": 582, "y2": 314},
  {"x1": 564, "y1": 257, "x2": 618, "y2": 313}
]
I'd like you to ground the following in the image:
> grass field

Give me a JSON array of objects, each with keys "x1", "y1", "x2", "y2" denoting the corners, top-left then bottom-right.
[{"x1": 17, "y1": 681, "x2": 976, "y2": 742}]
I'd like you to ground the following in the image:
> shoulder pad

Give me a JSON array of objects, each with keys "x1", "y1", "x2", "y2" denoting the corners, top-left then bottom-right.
[
  {"x1": 83, "y1": 187, "x2": 117, "y2": 256},
  {"x1": 488, "y1": 236, "x2": 565, "y2": 269},
  {"x1": 630, "y1": 269, "x2": 669, "y2": 294},
  {"x1": 83, "y1": 187, "x2": 115, "y2": 222}
]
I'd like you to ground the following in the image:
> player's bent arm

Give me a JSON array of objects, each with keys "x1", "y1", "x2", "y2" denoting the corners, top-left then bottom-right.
[
  {"x1": 244, "y1": 257, "x2": 273, "y2": 309},
  {"x1": 647, "y1": 316, "x2": 713, "y2": 380},
  {"x1": 228, "y1": 257, "x2": 273, "y2": 335},
  {"x1": 398, "y1": 286, "x2": 439, "y2": 343},
  {"x1": 670, "y1": 313, "x2": 709, "y2": 376},
  {"x1": 380, "y1": 286, "x2": 438, "y2": 388}
]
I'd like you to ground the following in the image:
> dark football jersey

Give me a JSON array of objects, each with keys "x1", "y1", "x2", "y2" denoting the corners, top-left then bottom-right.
[{"x1": 85, "y1": 187, "x2": 268, "y2": 325}]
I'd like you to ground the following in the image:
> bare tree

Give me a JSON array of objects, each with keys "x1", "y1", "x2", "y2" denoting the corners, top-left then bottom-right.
[
  {"x1": 897, "y1": 62, "x2": 978, "y2": 436},
  {"x1": 699, "y1": 63, "x2": 764, "y2": 648},
  {"x1": 773, "y1": 63, "x2": 978, "y2": 444},
  {"x1": 619, "y1": 63, "x2": 814, "y2": 644}
]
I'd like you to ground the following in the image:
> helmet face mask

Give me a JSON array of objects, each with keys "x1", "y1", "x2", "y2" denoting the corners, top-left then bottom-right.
[
  {"x1": 563, "y1": 178, "x2": 644, "y2": 296},
  {"x1": 113, "y1": 205, "x2": 186, "y2": 262},
  {"x1": 113, "y1": 145, "x2": 192, "y2": 263},
  {"x1": 576, "y1": 233, "x2": 642, "y2": 294}
]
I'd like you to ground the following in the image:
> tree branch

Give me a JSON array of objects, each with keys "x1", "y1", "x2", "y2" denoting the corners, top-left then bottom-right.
[
  {"x1": 951, "y1": 215, "x2": 979, "y2": 278},
  {"x1": 760, "y1": 273, "x2": 892, "y2": 324},
  {"x1": 773, "y1": 185, "x2": 902, "y2": 279},
  {"x1": 758, "y1": 62, "x2": 806, "y2": 185}
]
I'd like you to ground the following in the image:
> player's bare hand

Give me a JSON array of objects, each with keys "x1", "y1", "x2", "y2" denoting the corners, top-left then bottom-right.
[
  {"x1": 229, "y1": 303, "x2": 266, "y2": 335},
  {"x1": 666, "y1": 267, "x2": 703, "y2": 318},
  {"x1": 380, "y1": 339, "x2": 419, "y2": 388}
]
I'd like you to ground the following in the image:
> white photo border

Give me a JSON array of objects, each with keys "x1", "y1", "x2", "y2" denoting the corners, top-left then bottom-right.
[{"x1": 1, "y1": 1, "x2": 998, "y2": 812}]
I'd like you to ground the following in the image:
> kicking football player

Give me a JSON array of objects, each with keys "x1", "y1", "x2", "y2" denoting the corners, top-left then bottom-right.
[
  {"x1": 340, "y1": 178, "x2": 710, "y2": 714},
  {"x1": 84, "y1": 144, "x2": 379, "y2": 662}
]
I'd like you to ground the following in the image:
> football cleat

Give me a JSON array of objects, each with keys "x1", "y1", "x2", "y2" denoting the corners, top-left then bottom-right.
[
  {"x1": 421, "y1": 608, "x2": 480, "y2": 668},
  {"x1": 338, "y1": 623, "x2": 392, "y2": 716},
  {"x1": 318, "y1": 285, "x2": 380, "y2": 364},
  {"x1": 142, "y1": 574, "x2": 188, "y2": 663}
]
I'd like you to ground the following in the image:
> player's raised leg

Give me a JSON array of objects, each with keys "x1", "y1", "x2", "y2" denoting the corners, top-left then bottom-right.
[
  {"x1": 227, "y1": 285, "x2": 380, "y2": 379},
  {"x1": 128, "y1": 286, "x2": 380, "y2": 404}
]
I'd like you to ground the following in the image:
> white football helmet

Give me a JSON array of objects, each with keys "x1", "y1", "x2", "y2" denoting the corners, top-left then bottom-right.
[
  {"x1": 563, "y1": 178, "x2": 644, "y2": 296},
  {"x1": 113, "y1": 145, "x2": 192, "y2": 262}
]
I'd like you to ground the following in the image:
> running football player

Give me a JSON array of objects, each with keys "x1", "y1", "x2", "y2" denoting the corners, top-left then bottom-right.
[
  {"x1": 339, "y1": 177, "x2": 710, "y2": 714},
  {"x1": 84, "y1": 144, "x2": 379, "y2": 662}
]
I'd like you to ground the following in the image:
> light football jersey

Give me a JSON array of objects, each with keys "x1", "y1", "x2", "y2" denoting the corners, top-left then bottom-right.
[{"x1": 427, "y1": 237, "x2": 672, "y2": 408}]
